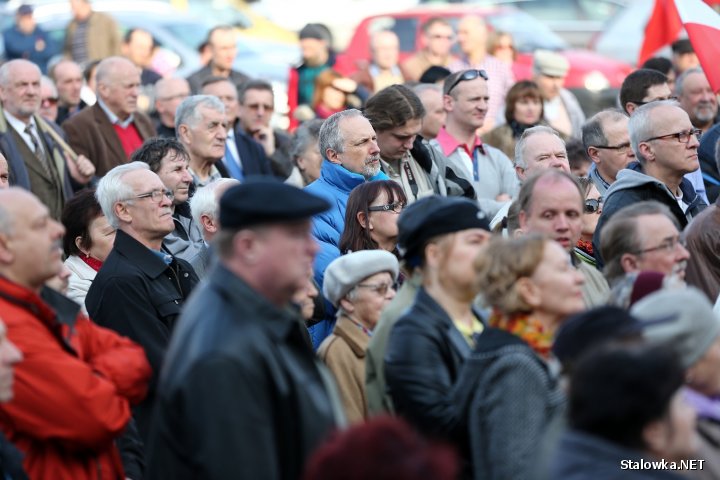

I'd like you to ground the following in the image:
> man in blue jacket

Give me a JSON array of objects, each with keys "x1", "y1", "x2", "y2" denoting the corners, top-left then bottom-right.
[
  {"x1": 305, "y1": 109, "x2": 388, "y2": 345},
  {"x1": 2, "y1": 5, "x2": 55, "y2": 74}
]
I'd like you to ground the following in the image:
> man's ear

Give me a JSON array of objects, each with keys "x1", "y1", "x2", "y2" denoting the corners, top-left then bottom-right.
[
  {"x1": 620, "y1": 253, "x2": 639, "y2": 274},
  {"x1": 0, "y1": 233, "x2": 14, "y2": 264},
  {"x1": 587, "y1": 146, "x2": 601, "y2": 163},
  {"x1": 515, "y1": 165, "x2": 526, "y2": 182},
  {"x1": 518, "y1": 209, "x2": 528, "y2": 230},
  {"x1": 326, "y1": 147, "x2": 341, "y2": 165},
  {"x1": 201, "y1": 214, "x2": 216, "y2": 234},
  {"x1": 114, "y1": 202, "x2": 132, "y2": 225},
  {"x1": 638, "y1": 142, "x2": 654, "y2": 163},
  {"x1": 177, "y1": 124, "x2": 191, "y2": 145},
  {"x1": 442, "y1": 94, "x2": 454, "y2": 113}
]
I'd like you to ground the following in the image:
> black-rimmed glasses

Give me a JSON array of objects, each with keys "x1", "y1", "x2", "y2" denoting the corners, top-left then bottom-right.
[
  {"x1": 445, "y1": 69, "x2": 489, "y2": 95},
  {"x1": 643, "y1": 128, "x2": 702, "y2": 144},
  {"x1": 133, "y1": 189, "x2": 174, "y2": 203},
  {"x1": 632, "y1": 95, "x2": 678, "y2": 106},
  {"x1": 592, "y1": 142, "x2": 633, "y2": 155},
  {"x1": 368, "y1": 202, "x2": 405, "y2": 214}
]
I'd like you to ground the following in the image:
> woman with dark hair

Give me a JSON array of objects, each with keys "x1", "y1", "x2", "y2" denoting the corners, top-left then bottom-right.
[
  {"x1": 482, "y1": 80, "x2": 551, "y2": 159},
  {"x1": 552, "y1": 344, "x2": 695, "y2": 479},
  {"x1": 338, "y1": 180, "x2": 407, "y2": 256},
  {"x1": 61, "y1": 188, "x2": 115, "y2": 312},
  {"x1": 457, "y1": 234, "x2": 585, "y2": 480}
]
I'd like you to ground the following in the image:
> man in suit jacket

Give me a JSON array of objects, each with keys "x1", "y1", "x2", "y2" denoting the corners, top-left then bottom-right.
[
  {"x1": 0, "y1": 59, "x2": 95, "y2": 220},
  {"x1": 201, "y1": 77, "x2": 274, "y2": 180},
  {"x1": 62, "y1": 56, "x2": 156, "y2": 177}
]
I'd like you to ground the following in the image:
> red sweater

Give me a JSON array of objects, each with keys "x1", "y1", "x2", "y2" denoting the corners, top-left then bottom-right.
[
  {"x1": 113, "y1": 122, "x2": 144, "y2": 159},
  {"x1": 0, "y1": 277, "x2": 151, "y2": 480}
]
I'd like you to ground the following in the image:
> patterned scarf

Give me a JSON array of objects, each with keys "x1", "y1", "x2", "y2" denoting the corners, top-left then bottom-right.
[{"x1": 489, "y1": 308, "x2": 553, "y2": 358}]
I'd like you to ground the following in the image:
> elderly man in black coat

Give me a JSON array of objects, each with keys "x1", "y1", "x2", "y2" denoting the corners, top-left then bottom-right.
[{"x1": 145, "y1": 178, "x2": 343, "y2": 479}]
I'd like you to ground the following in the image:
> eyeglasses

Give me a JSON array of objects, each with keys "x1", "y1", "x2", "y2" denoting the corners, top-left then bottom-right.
[
  {"x1": 41, "y1": 97, "x2": 58, "y2": 106},
  {"x1": 632, "y1": 95, "x2": 678, "y2": 106},
  {"x1": 429, "y1": 34, "x2": 454, "y2": 41},
  {"x1": 133, "y1": 189, "x2": 174, "y2": 203},
  {"x1": 368, "y1": 202, "x2": 405, "y2": 214},
  {"x1": 592, "y1": 142, "x2": 633, "y2": 155},
  {"x1": 643, "y1": 128, "x2": 702, "y2": 144},
  {"x1": 445, "y1": 69, "x2": 489, "y2": 96},
  {"x1": 633, "y1": 236, "x2": 685, "y2": 255},
  {"x1": 584, "y1": 197, "x2": 603, "y2": 214},
  {"x1": 356, "y1": 282, "x2": 396, "y2": 296}
]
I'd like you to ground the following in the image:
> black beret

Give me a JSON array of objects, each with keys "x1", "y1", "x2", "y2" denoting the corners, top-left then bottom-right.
[
  {"x1": 552, "y1": 306, "x2": 672, "y2": 367},
  {"x1": 219, "y1": 177, "x2": 329, "y2": 229},
  {"x1": 397, "y1": 195, "x2": 491, "y2": 262}
]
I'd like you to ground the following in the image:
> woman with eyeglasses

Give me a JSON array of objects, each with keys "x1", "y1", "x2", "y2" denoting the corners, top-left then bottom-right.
[
  {"x1": 456, "y1": 234, "x2": 585, "y2": 480},
  {"x1": 61, "y1": 188, "x2": 116, "y2": 313},
  {"x1": 318, "y1": 250, "x2": 399, "y2": 423},
  {"x1": 339, "y1": 181, "x2": 407, "y2": 257},
  {"x1": 575, "y1": 177, "x2": 603, "y2": 268}
]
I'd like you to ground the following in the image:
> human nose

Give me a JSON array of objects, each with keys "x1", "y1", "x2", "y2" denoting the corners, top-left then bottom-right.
[
  {"x1": 403, "y1": 135, "x2": 416, "y2": 150},
  {"x1": 676, "y1": 241, "x2": 690, "y2": 261},
  {"x1": 369, "y1": 139, "x2": 380, "y2": 155},
  {"x1": 573, "y1": 268, "x2": 585, "y2": 286},
  {"x1": 554, "y1": 214, "x2": 570, "y2": 231},
  {"x1": 52, "y1": 219, "x2": 65, "y2": 238},
  {"x1": 181, "y1": 169, "x2": 193, "y2": 184},
  {"x1": 386, "y1": 285, "x2": 397, "y2": 300}
]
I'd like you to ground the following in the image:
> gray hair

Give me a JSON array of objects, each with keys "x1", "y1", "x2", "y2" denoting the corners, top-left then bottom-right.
[
  {"x1": 40, "y1": 75, "x2": 58, "y2": 97},
  {"x1": 95, "y1": 56, "x2": 133, "y2": 86},
  {"x1": 190, "y1": 178, "x2": 239, "y2": 225},
  {"x1": 175, "y1": 95, "x2": 225, "y2": 132},
  {"x1": 291, "y1": 118, "x2": 323, "y2": 161},
  {"x1": 600, "y1": 200, "x2": 678, "y2": 285},
  {"x1": 582, "y1": 109, "x2": 628, "y2": 151},
  {"x1": 318, "y1": 108, "x2": 364, "y2": 159},
  {"x1": 96, "y1": 162, "x2": 150, "y2": 229},
  {"x1": 628, "y1": 100, "x2": 678, "y2": 163},
  {"x1": 675, "y1": 67, "x2": 705, "y2": 96},
  {"x1": 0, "y1": 59, "x2": 40, "y2": 87},
  {"x1": 514, "y1": 125, "x2": 563, "y2": 169}
]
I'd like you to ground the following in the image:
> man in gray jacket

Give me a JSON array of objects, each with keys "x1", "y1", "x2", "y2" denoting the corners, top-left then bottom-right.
[{"x1": 131, "y1": 137, "x2": 207, "y2": 276}]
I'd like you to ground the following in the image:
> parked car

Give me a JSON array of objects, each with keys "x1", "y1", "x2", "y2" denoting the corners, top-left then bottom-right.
[
  {"x1": 339, "y1": 4, "x2": 633, "y2": 115},
  {"x1": 589, "y1": 0, "x2": 655, "y2": 66}
]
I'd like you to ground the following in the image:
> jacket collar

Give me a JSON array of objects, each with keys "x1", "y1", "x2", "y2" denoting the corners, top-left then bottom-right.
[
  {"x1": 209, "y1": 264, "x2": 302, "y2": 342},
  {"x1": 319, "y1": 161, "x2": 386, "y2": 193},
  {"x1": 113, "y1": 229, "x2": 171, "y2": 279},
  {"x1": 435, "y1": 126, "x2": 484, "y2": 157},
  {"x1": 333, "y1": 316, "x2": 370, "y2": 358}
]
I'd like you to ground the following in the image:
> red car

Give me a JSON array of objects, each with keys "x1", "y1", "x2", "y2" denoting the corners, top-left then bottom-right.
[{"x1": 337, "y1": 5, "x2": 633, "y2": 115}]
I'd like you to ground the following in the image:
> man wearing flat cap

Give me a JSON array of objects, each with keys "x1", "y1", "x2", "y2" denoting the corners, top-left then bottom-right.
[
  {"x1": 318, "y1": 250, "x2": 399, "y2": 424},
  {"x1": 146, "y1": 178, "x2": 344, "y2": 480},
  {"x1": 532, "y1": 50, "x2": 585, "y2": 139}
]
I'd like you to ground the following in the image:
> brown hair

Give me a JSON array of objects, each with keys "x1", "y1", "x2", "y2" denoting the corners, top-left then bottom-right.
[
  {"x1": 364, "y1": 85, "x2": 426, "y2": 133},
  {"x1": 475, "y1": 234, "x2": 548, "y2": 315},
  {"x1": 312, "y1": 69, "x2": 343, "y2": 110},
  {"x1": 504, "y1": 80, "x2": 543, "y2": 125},
  {"x1": 339, "y1": 180, "x2": 407, "y2": 254}
]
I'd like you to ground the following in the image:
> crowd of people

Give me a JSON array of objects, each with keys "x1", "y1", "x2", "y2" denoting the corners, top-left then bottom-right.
[{"x1": 0, "y1": 1, "x2": 720, "y2": 479}]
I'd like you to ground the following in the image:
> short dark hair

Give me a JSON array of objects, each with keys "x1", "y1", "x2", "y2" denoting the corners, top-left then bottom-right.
[
  {"x1": 671, "y1": 38, "x2": 694, "y2": 55},
  {"x1": 566, "y1": 138, "x2": 591, "y2": 173},
  {"x1": 83, "y1": 59, "x2": 100, "y2": 84},
  {"x1": 339, "y1": 180, "x2": 407, "y2": 254},
  {"x1": 364, "y1": 84, "x2": 425, "y2": 133},
  {"x1": 131, "y1": 137, "x2": 190, "y2": 173},
  {"x1": 504, "y1": 80, "x2": 543, "y2": 125},
  {"x1": 238, "y1": 79, "x2": 274, "y2": 104},
  {"x1": 419, "y1": 66, "x2": 451, "y2": 84},
  {"x1": 619, "y1": 69, "x2": 668, "y2": 113},
  {"x1": 123, "y1": 28, "x2": 154, "y2": 47},
  {"x1": 61, "y1": 188, "x2": 104, "y2": 257},
  {"x1": 641, "y1": 56, "x2": 673, "y2": 76},
  {"x1": 200, "y1": 75, "x2": 232, "y2": 90},
  {"x1": 569, "y1": 344, "x2": 684, "y2": 450}
]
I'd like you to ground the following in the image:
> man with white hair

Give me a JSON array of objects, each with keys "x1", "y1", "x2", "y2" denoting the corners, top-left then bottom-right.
[
  {"x1": 39, "y1": 75, "x2": 58, "y2": 122},
  {"x1": 352, "y1": 30, "x2": 404, "y2": 93},
  {"x1": 86, "y1": 161, "x2": 199, "y2": 443},
  {"x1": 63, "y1": 56, "x2": 156, "y2": 176},
  {"x1": 593, "y1": 100, "x2": 707, "y2": 267},
  {"x1": 176, "y1": 94, "x2": 228, "y2": 188},
  {"x1": 676, "y1": 67, "x2": 718, "y2": 134},
  {"x1": 0, "y1": 59, "x2": 93, "y2": 221},
  {"x1": 190, "y1": 177, "x2": 240, "y2": 243}
]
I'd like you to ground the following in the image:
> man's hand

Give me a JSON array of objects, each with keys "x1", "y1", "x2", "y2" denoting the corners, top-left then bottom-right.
[
  {"x1": 251, "y1": 126, "x2": 275, "y2": 156},
  {"x1": 66, "y1": 154, "x2": 95, "y2": 185}
]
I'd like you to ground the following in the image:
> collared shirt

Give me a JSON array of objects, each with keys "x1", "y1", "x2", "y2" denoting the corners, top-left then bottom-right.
[
  {"x1": 189, "y1": 165, "x2": 222, "y2": 188},
  {"x1": 4, "y1": 110, "x2": 45, "y2": 155},
  {"x1": 97, "y1": 97, "x2": 134, "y2": 128},
  {"x1": 588, "y1": 163, "x2": 611, "y2": 196},
  {"x1": 435, "y1": 126, "x2": 484, "y2": 180}
]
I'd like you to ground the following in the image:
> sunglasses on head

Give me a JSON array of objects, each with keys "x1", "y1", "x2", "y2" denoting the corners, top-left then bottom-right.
[
  {"x1": 584, "y1": 198, "x2": 603, "y2": 214},
  {"x1": 445, "y1": 69, "x2": 489, "y2": 95}
]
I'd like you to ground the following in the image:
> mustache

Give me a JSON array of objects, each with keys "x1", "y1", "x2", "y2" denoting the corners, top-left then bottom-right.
[{"x1": 365, "y1": 154, "x2": 381, "y2": 164}]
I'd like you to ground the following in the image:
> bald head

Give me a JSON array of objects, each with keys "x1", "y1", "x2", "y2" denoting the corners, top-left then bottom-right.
[
  {"x1": 0, "y1": 188, "x2": 65, "y2": 290},
  {"x1": 0, "y1": 60, "x2": 41, "y2": 120},
  {"x1": 51, "y1": 59, "x2": 83, "y2": 107},
  {"x1": 155, "y1": 77, "x2": 190, "y2": 127},
  {"x1": 96, "y1": 56, "x2": 141, "y2": 120}
]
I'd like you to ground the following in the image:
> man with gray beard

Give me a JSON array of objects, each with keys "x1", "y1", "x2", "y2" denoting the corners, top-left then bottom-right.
[
  {"x1": 305, "y1": 109, "x2": 389, "y2": 290},
  {"x1": 677, "y1": 67, "x2": 718, "y2": 134}
]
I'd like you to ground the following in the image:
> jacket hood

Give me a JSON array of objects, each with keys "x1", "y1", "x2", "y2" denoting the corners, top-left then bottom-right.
[{"x1": 607, "y1": 162, "x2": 700, "y2": 205}]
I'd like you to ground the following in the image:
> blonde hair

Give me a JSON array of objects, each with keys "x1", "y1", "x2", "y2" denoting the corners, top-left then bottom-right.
[{"x1": 475, "y1": 234, "x2": 548, "y2": 315}]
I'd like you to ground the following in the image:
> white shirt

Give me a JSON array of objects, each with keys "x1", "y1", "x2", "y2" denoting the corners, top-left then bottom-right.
[{"x1": 4, "y1": 110, "x2": 44, "y2": 156}]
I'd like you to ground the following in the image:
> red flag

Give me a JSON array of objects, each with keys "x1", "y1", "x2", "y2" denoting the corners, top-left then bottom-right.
[
  {"x1": 677, "y1": 0, "x2": 720, "y2": 92},
  {"x1": 638, "y1": 0, "x2": 682, "y2": 65}
]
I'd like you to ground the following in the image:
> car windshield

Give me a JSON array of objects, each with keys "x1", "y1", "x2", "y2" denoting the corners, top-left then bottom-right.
[
  {"x1": 484, "y1": 10, "x2": 568, "y2": 52},
  {"x1": 161, "y1": 21, "x2": 211, "y2": 50}
]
